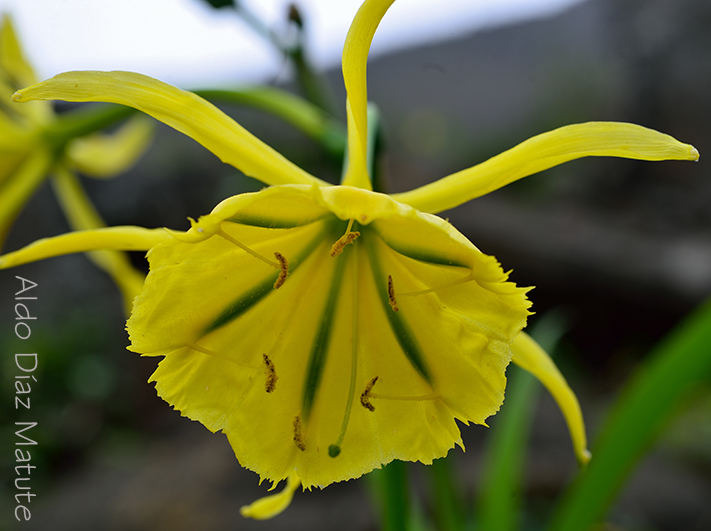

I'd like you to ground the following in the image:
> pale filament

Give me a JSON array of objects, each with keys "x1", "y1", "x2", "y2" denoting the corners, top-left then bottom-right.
[
  {"x1": 217, "y1": 228, "x2": 280, "y2": 269},
  {"x1": 398, "y1": 270, "x2": 475, "y2": 297},
  {"x1": 188, "y1": 342, "x2": 258, "y2": 370}
]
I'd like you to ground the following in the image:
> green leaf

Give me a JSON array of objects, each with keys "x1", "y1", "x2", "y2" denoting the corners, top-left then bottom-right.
[
  {"x1": 548, "y1": 297, "x2": 711, "y2": 531},
  {"x1": 195, "y1": 87, "x2": 346, "y2": 159},
  {"x1": 476, "y1": 311, "x2": 568, "y2": 531},
  {"x1": 369, "y1": 460, "x2": 411, "y2": 531},
  {"x1": 430, "y1": 456, "x2": 464, "y2": 531}
]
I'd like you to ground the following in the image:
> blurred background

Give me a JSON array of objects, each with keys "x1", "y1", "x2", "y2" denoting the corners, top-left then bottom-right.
[{"x1": 1, "y1": 0, "x2": 710, "y2": 529}]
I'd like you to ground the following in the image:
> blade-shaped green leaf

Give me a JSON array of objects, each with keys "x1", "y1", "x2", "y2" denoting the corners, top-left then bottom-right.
[
  {"x1": 548, "y1": 297, "x2": 711, "y2": 531},
  {"x1": 476, "y1": 311, "x2": 568, "y2": 531}
]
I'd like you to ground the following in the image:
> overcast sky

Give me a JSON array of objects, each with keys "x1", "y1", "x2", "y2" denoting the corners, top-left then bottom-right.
[{"x1": 1, "y1": 0, "x2": 583, "y2": 87}]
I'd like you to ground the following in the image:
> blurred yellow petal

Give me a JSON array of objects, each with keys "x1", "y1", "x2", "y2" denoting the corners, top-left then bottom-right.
[
  {"x1": 0, "y1": 14, "x2": 36, "y2": 87},
  {"x1": 51, "y1": 166, "x2": 145, "y2": 315},
  {"x1": 511, "y1": 331, "x2": 591, "y2": 466},
  {"x1": 128, "y1": 184, "x2": 531, "y2": 488},
  {"x1": 0, "y1": 15, "x2": 51, "y2": 124},
  {"x1": 340, "y1": 0, "x2": 395, "y2": 189},
  {"x1": 0, "y1": 226, "x2": 171, "y2": 269},
  {"x1": 240, "y1": 473, "x2": 300, "y2": 520},
  {"x1": 392, "y1": 122, "x2": 700, "y2": 214},
  {"x1": 13, "y1": 71, "x2": 327, "y2": 187},
  {"x1": 0, "y1": 148, "x2": 53, "y2": 250},
  {"x1": 66, "y1": 115, "x2": 154, "y2": 178}
]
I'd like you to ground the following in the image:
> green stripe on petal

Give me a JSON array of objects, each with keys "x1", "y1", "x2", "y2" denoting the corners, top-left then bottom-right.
[
  {"x1": 225, "y1": 212, "x2": 329, "y2": 229},
  {"x1": 301, "y1": 244, "x2": 349, "y2": 419},
  {"x1": 13, "y1": 71, "x2": 328, "y2": 187},
  {"x1": 392, "y1": 122, "x2": 700, "y2": 214},
  {"x1": 365, "y1": 235, "x2": 432, "y2": 383},
  {"x1": 367, "y1": 223, "x2": 470, "y2": 268},
  {"x1": 202, "y1": 221, "x2": 335, "y2": 335}
]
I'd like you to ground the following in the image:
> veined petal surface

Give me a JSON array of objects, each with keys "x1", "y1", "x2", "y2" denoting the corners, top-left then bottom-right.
[
  {"x1": 13, "y1": 71, "x2": 327, "y2": 187},
  {"x1": 128, "y1": 184, "x2": 531, "y2": 489},
  {"x1": 393, "y1": 122, "x2": 699, "y2": 214}
]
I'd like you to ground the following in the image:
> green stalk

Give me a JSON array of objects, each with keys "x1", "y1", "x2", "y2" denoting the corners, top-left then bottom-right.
[
  {"x1": 369, "y1": 460, "x2": 410, "y2": 531},
  {"x1": 43, "y1": 104, "x2": 135, "y2": 148},
  {"x1": 195, "y1": 87, "x2": 345, "y2": 159},
  {"x1": 477, "y1": 311, "x2": 568, "y2": 531},
  {"x1": 430, "y1": 456, "x2": 464, "y2": 531},
  {"x1": 548, "y1": 298, "x2": 711, "y2": 531}
]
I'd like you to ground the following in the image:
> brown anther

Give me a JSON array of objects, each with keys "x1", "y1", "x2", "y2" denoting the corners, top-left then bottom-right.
[
  {"x1": 329, "y1": 231, "x2": 360, "y2": 257},
  {"x1": 273, "y1": 252, "x2": 288, "y2": 289},
  {"x1": 263, "y1": 354, "x2": 278, "y2": 393},
  {"x1": 360, "y1": 376, "x2": 379, "y2": 412},
  {"x1": 387, "y1": 275, "x2": 399, "y2": 311},
  {"x1": 293, "y1": 414, "x2": 306, "y2": 451}
]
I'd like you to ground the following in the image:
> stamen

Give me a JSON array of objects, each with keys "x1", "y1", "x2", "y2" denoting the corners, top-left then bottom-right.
[
  {"x1": 399, "y1": 271, "x2": 475, "y2": 297},
  {"x1": 273, "y1": 252, "x2": 288, "y2": 289},
  {"x1": 360, "y1": 376, "x2": 379, "y2": 411},
  {"x1": 293, "y1": 414, "x2": 306, "y2": 451},
  {"x1": 387, "y1": 275, "x2": 399, "y2": 311},
  {"x1": 188, "y1": 342, "x2": 256, "y2": 369},
  {"x1": 369, "y1": 392, "x2": 440, "y2": 402},
  {"x1": 330, "y1": 219, "x2": 360, "y2": 257},
  {"x1": 263, "y1": 354, "x2": 278, "y2": 393},
  {"x1": 218, "y1": 228, "x2": 280, "y2": 269}
]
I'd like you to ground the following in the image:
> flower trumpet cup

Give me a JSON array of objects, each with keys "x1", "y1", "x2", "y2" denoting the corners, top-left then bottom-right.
[{"x1": 2, "y1": 0, "x2": 698, "y2": 519}]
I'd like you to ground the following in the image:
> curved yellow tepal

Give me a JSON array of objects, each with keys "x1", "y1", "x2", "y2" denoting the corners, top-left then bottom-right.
[
  {"x1": 240, "y1": 473, "x2": 301, "y2": 520},
  {"x1": 393, "y1": 122, "x2": 699, "y2": 214},
  {"x1": 12, "y1": 71, "x2": 327, "y2": 188},
  {"x1": 511, "y1": 332, "x2": 591, "y2": 467},
  {"x1": 51, "y1": 167, "x2": 145, "y2": 316},
  {"x1": 341, "y1": 0, "x2": 396, "y2": 189},
  {"x1": 0, "y1": 14, "x2": 37, "y2": 90},
  {"x1": 66, "y1": 115, "x2": 154, "y2": 178},
  {"x1": 0, "y1": 226, "x2": 172, "y2": 269}
]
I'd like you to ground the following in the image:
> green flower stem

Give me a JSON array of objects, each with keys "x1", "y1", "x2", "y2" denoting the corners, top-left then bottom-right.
[
  {"x1": 477, "y1": 311, "x2": 569, "y2": 531},
  {"x1": 430, "y1": 456, "x2": 464, "y2": 531},
  {"x1": 477, "y1": 365, "x2": 537, "y2": 531},
  {"x1": 369, "y1": 460, "x2": 410, "y2": 531},
  {"x1": 195, "y1": 87, "x2": 345, "y2": 159},
  {"x1": 548, "y1": 297, "x2": 711, "y2": 531},
  {"x1": 42, "y1": 103, "x2": 135, "y2": 149},
  {"x1": 288, "y1": 42, "x2": 339, "y2": 116},
  {"x1": 230, "y1": 1, "x2": 338, "y2": 115}
]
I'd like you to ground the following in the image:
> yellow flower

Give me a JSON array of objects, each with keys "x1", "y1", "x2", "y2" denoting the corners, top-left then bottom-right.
[
  {"x1": 0, "y1": 14, "x2": 153, "y2": 313},
  {"x1": 1, "y1": 0, "x2": 698, "y2": 519}
]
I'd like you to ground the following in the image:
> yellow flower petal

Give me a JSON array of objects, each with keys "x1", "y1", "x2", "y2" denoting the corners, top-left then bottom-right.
[
  {"x1": 0, "y1": 15, "x2": 51, "y2": 125},
  {"x1": 128, "y1": 185, "x2": 531, "y2": 489},
  {"x1": 0, "y1": 14, "x2": 37, "y2": 88},
  {"x1": 0, "y1": 226, "x2": 171, "y2": 269},
  {"x1": 340, "y1": 0, "x2": 396, "y2": 189},
  {"x1": 240, "y1": 472, "x2": 300, "y2": 520},
  {"x1": 66, "y1": 115, "x2": 154, "y2": 178},
  {"x1": 510, "y1": 331, "x2": 591, "y2": 466},
  {"x1": 0, "y1": 148, "x2": 53, "y2": 249},
  {"x1": 13, "y1": 71, "x2": 328, "y2": 187},
  {"x1": 51, "y1": 166, "x2": 145, "y2": 315},
  {"x1": 392, "y1": 122, "x2": 700, "y2": 214}
]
